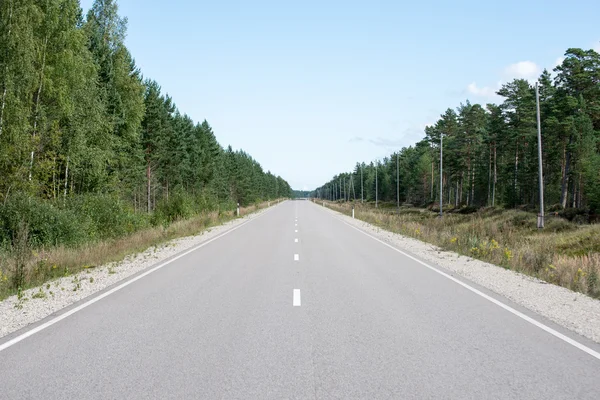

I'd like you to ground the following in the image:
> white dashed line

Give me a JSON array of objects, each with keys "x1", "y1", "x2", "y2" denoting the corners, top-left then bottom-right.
[
  {"x1": 295, "y1": 238, "x2": 298, "y2": 243},
  {"x1": 293, "y1": 289, "x2": 301, "y2": 306},
  {"x1": 294, "y1": 254, "x2": 299, "y2": 261},
  {"x1": 295, "y1": 230, "x2": 298, "y2": 233}
]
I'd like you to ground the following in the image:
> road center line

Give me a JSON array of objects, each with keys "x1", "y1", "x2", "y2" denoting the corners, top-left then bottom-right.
[
  {"x1": 295, "y1": 238, "x2": 298, "y2": 243},
  {"x1": 295, "y1": 229, "x2": 298, "y2": 233},
  {"x1": 294, "y1": 254, "x2": 299, "y2": 261},
  {"x1": 293, "y1": 289, "x2": 301, "y2": 306}
]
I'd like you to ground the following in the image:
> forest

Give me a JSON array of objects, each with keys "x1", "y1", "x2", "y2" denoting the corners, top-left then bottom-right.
[
  {"x1": 0, "y1": 0, "x2": 292, "y2": 252},
  {"x1": 314, "y1": 48, "x2": 600, "y2": 219}
]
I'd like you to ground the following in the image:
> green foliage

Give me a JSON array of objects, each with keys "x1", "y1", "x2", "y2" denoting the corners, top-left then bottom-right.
[
  {"x1": 0, "y1": 193, "x2": 86, "y2": 248},
  {"x1": 314, "y1": 48, "x2": 600, "y2": 217},
  {"x1": 0, "y1": 0, "x2": 293, "y2": 263},
  {"x1": 67, "y1": 194, "x2": 148, "y2": 239},
  {"x1": 152, "y1": 191, "x2": 196, "y2": 225}
]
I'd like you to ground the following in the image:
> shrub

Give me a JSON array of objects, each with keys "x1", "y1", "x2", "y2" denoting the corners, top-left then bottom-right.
[
  {"x1": 508, "y1": 211, "x2": 535, "y2": 227},
  {"x1": 68, "y1": 193, "x2": 148, "y2": 240},
  {"x1": 458, "y1": 206, "x2": 478, "y2": 214},
  {"x1": 152, "y1": 191, "x2": 195, "y2": 225},
  {"x1": 545, "y1": 217, "x2": 576, "y2": 233},
  {"x1": 560, "y1": 208, "x2": 581, "y2": 221},
  {"x1": 0, "y1": 193, "x2": 86, "y2": 248},
  {"x1": 547, "y1": 203, "x2": 563, "y2": 212}
]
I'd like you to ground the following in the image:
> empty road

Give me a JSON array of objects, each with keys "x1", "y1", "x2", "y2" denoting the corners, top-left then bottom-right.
[{"x1": 1, "y1": 200, "x2": 599, "y2": 399}]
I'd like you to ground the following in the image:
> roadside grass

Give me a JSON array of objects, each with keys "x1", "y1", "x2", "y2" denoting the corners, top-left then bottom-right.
[
  {"x1": 323, "y1": 201, "x2": 600, "y2": 298},
  {"x1": 0, "y1": 199, "x2": 281, "y2": 301}
]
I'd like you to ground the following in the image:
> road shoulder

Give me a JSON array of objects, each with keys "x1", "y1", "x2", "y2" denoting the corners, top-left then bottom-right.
[{"x1": 317, "y1": 202, "x2": 600, "y2": 344}]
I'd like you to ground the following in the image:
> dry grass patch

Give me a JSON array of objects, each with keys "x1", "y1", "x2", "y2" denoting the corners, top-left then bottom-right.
[
  {"x1": 0, "y1": 199, "x2": 280, "y2": 300},
  {"x1": 324, "y1": 201, "x2": 600, "y2": 298}
]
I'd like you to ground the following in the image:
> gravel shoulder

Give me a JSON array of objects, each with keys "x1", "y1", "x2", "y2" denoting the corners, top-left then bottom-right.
[
  {"x1": 320, "y1": 203, "x2": 600, "y2": 344},
  {"x1": 0, "y1": 204, "x2": 279, "y2": 339}
]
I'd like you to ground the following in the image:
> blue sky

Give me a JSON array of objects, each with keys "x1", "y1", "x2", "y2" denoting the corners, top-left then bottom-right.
[{"x1": 80, "y1": 0, "x2": 599, "y2": 190}]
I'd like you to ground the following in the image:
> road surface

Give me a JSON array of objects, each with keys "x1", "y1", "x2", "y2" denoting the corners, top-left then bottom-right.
[{"x1": 1, "y1": 200, "x2": 599, "y2": 399}]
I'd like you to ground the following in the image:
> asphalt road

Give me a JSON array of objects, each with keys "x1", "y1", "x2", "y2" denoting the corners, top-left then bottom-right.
[{"x1": 1, "y1": 200, "x2": 599, "y2": 399}]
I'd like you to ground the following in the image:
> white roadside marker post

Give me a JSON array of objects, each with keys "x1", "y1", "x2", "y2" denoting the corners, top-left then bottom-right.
[
  {"x1": 352, "y1": 205, "x2": 355, "y2": 219},
  {"x1": 236, "y1": 203, "x2": 240, "y2": 217}
]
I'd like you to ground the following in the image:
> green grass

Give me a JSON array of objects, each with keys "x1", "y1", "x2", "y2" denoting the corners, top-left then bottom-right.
[{"x1": 325, "y1": 201, "x2": 600, "y2": 298}]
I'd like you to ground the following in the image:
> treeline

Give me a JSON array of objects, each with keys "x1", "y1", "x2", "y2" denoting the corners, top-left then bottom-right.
[
  {"x1": 314, "y1": 48, "x2": 600, "y2": 214},
  {"x1": 0, "y1": 0, "x2": 291, "y2": 248},
  {"x1": 293, "y1": 190, "x2": 311, "y2": 198}
]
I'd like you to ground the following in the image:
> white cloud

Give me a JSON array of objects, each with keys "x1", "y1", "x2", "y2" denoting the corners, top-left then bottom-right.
[
  {"x1": 369, "y1": 137, "x2": 405, "y2": 147},
  {"x1": 467, "y1": 82, "x2": 496, "y2": 98},
  {"x1": 554, "y1": 57, "x2": 565, "y2": 67},
  {"x1": 503, "y1": 61, "x2": 541, "y2": 80},
  {"x1": 594, "y1": 41, "x2": 600, "y2": 53}
]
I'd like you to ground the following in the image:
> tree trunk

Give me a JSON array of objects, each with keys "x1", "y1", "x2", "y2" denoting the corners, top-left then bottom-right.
[
  {"x1": 560, "y1": 135, "x2": 572, "y2": 208},
  {"x1": 487, "y1": 145, "x2": 491, "y2": 206},
  {"x1": 0, "y1": 85, "x2": 6, "y2": 137},
  {"x1": 492, "y1": 142, "x2": 497, "y2": 207},
  {"x1": 146, "y1": 145, "x2": 151, "y2": 213},
  {"x1": 455, "y1": 180, "x2": 459, "y2": 207},
  {"x1": 459, "y1": 173, "x2": 463, "y2": 205},
  {"x1": 0, "y1": 1, "x2": 13, "y2": 138},
  {"x1": 29, "y1": 35, "x2": 49, "y2": 181},
  {"x1": 63, "y1": 156, "x2": 69, "y2": 201},
  {"x1": 52, "y1": 156, "x2": 56, "y2": 199},
  {"x1": 513, "y1": 139, "x2": 519, "y2": 207},
  {"x1": 577, "y1": 173, "x2": 582, "y2": 208},
  {"x1": 466, "y1": 143, "x2": 471, "y2": 206},
  {"x1": 431, "y1": 160, "x2": 434, "y2": 200},
  {"x1": 470, "y1": 160, "x2": 475, "y2": 206}
]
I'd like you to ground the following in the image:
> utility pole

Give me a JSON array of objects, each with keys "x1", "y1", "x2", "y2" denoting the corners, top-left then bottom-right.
[
  {"x1": 396, "y1": 152, "x2": 400, "y2": 211},
  {"x1": 440, "y1": 133, "x2": 443, "y2": 218},
  {"x1": 535, "y1": 82, "x2": 545, "y2": 228},
  {"x1": 375, "y1": 160, "x2": 378, "y2": 208},
  {"x1": 361, "y1": 164, "x2": 364, "y2": 203}
]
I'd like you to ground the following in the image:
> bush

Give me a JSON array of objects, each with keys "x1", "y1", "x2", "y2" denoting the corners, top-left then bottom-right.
[
  {"x1": 508, "y1": 211, "x2": 536, "y2": 227},
  {"x1": 0, "y1": 193, "x2": 86, "y2": 248},
  {"x1": 68, "y1": 193, "x2": 148, "y2": 240},
  {"x1": 458, "y1": 206, "x2": 479, "y2": 214},
  {"x1": 152, "y1": 192, "x2": 195, "y2": 225},
  {"x1": 559, "y1": 207, "x2": 589, "y2": 222},
  {"x1": 545, "y1": 217, "x2": 576, "y2": 233},
  {"x1": 547, "y1": 203, "x2": 563, "y2": 212}
]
